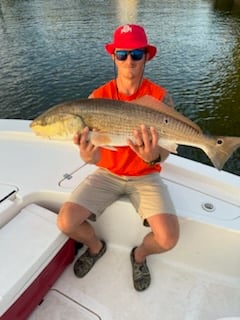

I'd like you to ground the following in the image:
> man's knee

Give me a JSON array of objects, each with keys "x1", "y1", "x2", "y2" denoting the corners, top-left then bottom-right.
[
  {"x1": 57, "y1": 202, "x2": 88, "y2": 235},
  {"x1": 57, "y1": 202, "x2": 73, "y2": 234},
  {"x1": 148, "y1": 213, "x2": 180, "y2": 251},
  {"x1": 155, "y1": 230, "x2": 179, "y2": 251}
]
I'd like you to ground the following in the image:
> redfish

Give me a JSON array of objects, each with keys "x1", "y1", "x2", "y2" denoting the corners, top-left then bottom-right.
[{"x1": 30, "y1": 96, "x2": 240, "y2": 170}]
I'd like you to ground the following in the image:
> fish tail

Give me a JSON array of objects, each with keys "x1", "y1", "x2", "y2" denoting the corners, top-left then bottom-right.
[{"x1": 203, "y1": 136, "x2": 240, "y2": 170}]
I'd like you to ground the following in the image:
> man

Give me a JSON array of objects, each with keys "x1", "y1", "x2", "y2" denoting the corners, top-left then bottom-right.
[{"x1": 57, "y1": 24, "x2": 179, "y2": 291}]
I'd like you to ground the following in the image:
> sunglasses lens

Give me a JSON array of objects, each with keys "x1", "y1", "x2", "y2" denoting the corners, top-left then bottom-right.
[
  {"x1": 130, "y1": 49, "x2": 145, "y2": 60},
  {"x1": 115, "y1": 49, "x2": 145, "y2": 61},
  {"x1": 115, "y1": 51, "x2": 128, "y2": 61}
]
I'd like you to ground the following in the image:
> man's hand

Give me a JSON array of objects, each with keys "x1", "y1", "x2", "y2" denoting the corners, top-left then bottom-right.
[
  {"x1": 74, "y1": 127, "x2": 101, "y2": 164},
  {"x1": 128, "y1": 124, "x2": 169, "y2": 163}
]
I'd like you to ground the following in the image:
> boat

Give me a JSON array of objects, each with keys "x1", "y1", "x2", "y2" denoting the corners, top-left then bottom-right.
[{"x1": 0, "y1": 118, "x2": 240, "y2": 320}]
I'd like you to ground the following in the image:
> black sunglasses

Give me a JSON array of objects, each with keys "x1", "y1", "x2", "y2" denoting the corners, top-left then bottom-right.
[{"x1": 115, "y1": 49, "x2": 146, "y2": 61}]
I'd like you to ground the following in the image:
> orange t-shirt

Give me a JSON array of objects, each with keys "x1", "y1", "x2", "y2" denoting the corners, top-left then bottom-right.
[{"x1": 91, "y1": 78, "x2": 167, "y2": 176}]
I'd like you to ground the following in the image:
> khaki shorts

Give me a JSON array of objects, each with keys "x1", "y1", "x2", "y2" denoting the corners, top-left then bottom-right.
[{"x1": 68, "y1": 168, "x2": 175, "y2": 223}]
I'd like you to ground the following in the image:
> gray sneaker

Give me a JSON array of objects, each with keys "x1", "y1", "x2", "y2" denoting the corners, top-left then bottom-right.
[
  {"x1": 74, "y1": 240, "x2": 106, "y2": 278},
  {"x1": 130, "y1": 247, "x2": 151, "y2": 291}
]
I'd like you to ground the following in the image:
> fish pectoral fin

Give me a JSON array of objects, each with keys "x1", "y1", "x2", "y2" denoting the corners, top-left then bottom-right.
[
  {"x1": 89, "y1": 131, "x2": 128, "y2": 147},
  {"x1": 158, "y1": 138, "x2": 178, "y2": 153},
  {"x1": 101, "y1": 146, "x2": 118, "y2": 151}
]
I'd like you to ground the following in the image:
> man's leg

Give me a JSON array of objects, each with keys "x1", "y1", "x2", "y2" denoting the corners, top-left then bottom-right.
[
  {"x1": 57, "y1": 169, "x2": 124, "y2": 277},
  {"x1": 57, "y1": 201, "x2": 103, "y2": 255},
  {"x1": 57, "y1": 202, "x2": 106, "y2": 277},
  {"x1": 127, "y1": 173, "x2": 179, "y2": 290},
  {"x1": 131, "y1": 213, "x2": 179, "y2": 291},
  {"x1": 134, "y1": 213, "x2": 179, "y2": 262}
]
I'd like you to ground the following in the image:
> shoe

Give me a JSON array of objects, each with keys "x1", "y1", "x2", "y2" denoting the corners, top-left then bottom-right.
[
  {"x1": 130, "y1": 247, "x2": 151, "y2": 291},
  {"x1": 74, "y1": 240, "x2": 106, "y2": 278}
]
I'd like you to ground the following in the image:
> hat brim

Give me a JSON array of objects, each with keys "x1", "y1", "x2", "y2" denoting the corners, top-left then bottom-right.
[{"x1": 105, "y1": 43, "x2": 157, "y2": 61}]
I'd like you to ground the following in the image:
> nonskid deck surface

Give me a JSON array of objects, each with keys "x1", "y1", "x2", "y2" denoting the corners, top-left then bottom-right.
[{"x1": 29, "y1": 245, "x2": 240, "y2": 320}]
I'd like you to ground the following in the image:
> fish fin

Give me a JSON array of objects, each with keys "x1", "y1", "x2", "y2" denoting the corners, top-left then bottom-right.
[
  {"x1": 132, "y1": 95, "x2": 202, "y2": 134},
  {"x1": 101, "y1": 146, "x2": 118, "y2": 151},
  {"x1": 203, "y1": 136, "x2": 240, "y2": 170},
  {"x1": 89, "y1": 131, "x2": 128, "y2": 147},
  {"x1": 158, "y1": 138, "x2": 178, "y2": 153}
]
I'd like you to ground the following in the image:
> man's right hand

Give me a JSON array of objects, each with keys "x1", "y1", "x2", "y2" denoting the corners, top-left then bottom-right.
[{"x1": 74, "y1": 127, "x2": 101, "y2": 164}]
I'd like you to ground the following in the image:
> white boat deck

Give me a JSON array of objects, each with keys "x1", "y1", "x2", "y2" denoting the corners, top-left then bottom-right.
[
  {"x1": 28, "y1": 198, "x2": 240, "y2": 320},
  {"x1": 29, "y1": 244, "x2": 240, "y2": 320}
]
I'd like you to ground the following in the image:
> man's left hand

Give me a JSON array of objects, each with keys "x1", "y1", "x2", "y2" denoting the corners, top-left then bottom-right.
[{"x1": 128, "y1": 124, "x2": 162, "y2": 163}]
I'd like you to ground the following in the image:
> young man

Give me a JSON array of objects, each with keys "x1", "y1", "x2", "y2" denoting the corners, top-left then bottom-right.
[{"x1": 57, "y1": 24, "x2": 179, "y2": 291}]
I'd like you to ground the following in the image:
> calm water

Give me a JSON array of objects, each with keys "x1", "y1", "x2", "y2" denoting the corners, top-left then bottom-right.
[{"x1": 0, "y1": 0, "x2": 240, "y2": 175}]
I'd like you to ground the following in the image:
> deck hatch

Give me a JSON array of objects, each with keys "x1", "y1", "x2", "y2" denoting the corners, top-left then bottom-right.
[{"x1": 31, "y1": 289, "x2": 102, "y2": 320}]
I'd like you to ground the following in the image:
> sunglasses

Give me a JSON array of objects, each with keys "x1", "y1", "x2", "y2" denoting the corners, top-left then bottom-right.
[{"x1": 115, "y1": 49, "x2": 146, "y2": 61}]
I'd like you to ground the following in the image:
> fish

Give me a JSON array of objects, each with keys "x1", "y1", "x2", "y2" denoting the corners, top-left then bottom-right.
[{"x1": 30, "y1": 95, "x2": 240, "y2": 170}]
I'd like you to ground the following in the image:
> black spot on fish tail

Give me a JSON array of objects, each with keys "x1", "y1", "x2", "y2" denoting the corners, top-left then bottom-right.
[{"x1": 203, "y1": 136, "x2": 240, "y2": 170}]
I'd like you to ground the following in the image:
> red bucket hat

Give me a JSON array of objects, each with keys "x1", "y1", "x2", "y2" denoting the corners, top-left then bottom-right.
[{"x1": 105, "y1": 24, "x2": 157, "y2": 61}]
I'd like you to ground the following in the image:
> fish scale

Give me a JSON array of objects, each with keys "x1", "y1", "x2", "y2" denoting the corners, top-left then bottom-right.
[{"x1": 77, "y1": 100, "x2": 200, "y2": 137}]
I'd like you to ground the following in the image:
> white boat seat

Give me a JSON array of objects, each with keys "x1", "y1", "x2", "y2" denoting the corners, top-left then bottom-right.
[{"x1": 0, "y1": 204, "x2": 74, "y2": 319}]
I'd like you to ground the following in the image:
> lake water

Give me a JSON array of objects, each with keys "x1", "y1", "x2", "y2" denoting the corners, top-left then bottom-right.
[{"x1": 0, "y1": 0, "x2": 240, "y2": 175}]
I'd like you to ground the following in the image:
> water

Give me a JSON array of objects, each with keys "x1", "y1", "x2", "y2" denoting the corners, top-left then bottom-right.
[{"x1": 0, "y1": 0, "x2": 240, "y2": 175}]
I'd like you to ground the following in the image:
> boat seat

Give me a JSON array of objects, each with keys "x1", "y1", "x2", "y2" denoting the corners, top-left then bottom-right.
[{"x1": 0, "y1": 204, "x2": 75, "y2": 320}]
